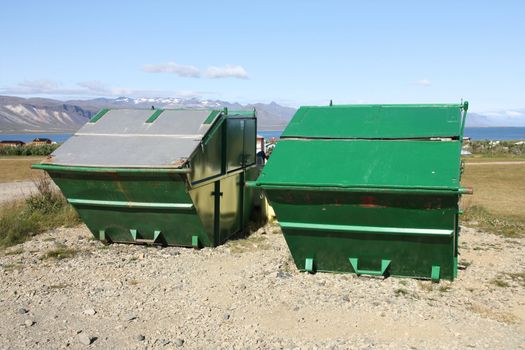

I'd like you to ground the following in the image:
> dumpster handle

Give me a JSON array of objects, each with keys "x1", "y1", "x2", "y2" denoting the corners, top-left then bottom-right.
[
  {"x1": 459, "y1": 187, "x2": 473, "y2": 195},
  {"x1": 349, "y1": 258, "x2": 391, "y2": 277}
]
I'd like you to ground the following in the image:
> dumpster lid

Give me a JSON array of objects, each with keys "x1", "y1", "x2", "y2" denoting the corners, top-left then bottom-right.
[
  {"x1": 49, "y1": 109, "x2": 222, "y2": 167},
  {"x1": 281, "y1": 103, "x2": 467, "y2": 139},
  {"x1": 256, "y1": 139, "x2": 462, "y2": 191},
  {"x1": 256, "y1": 103, "x2": 467, "y2": 192}
]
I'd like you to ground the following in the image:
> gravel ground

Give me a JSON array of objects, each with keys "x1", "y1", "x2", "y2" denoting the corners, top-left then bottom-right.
[{"x1": 0, "y1": 224, "x2": 523, "y2": 349}]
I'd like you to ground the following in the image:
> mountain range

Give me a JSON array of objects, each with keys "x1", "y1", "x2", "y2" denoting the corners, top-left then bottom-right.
[
  {"x1": 0, "y1": 95, "x2": 523, "y2": 133},
  {"x1": 0, "y1": 95, "x2": 296, "y2": 133}
]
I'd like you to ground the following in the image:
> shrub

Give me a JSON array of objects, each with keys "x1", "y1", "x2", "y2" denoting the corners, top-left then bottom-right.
[
  {"x1": 0, "y1": 144, "x2": 60, "y2": 156},
  {"x1": 0, "y1": 175, "x2": 80, "y2": 248}
]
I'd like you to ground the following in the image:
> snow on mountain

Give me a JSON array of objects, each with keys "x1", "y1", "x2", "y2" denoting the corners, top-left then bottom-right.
[{"x1": 0, "y1": 95, "x2": 296, "y2": 133}]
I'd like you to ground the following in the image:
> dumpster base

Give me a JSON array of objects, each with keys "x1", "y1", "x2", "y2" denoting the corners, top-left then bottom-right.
[{"x1": 281, "y1": 225, "x2": 457, "y2": 281}]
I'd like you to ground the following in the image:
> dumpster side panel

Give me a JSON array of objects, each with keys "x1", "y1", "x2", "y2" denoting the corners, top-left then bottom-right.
[
  {"x1": 218, "y1": 173, "x2": 243, "y2": 243},
  {"x1": 259, "y1": 139, "x2": 462, "y2": 190},
  {"x1": 265, "y1": 189, "x2": 458, "y2": 280},
  {"x1": 190, "y1": 122, "x2": 223, "y2": 183},
  {"x1": 47, "y1": 170, "x2": 211, "y2": 246},
  {"x1": 226, "y1": 119, "x2": 246, "y2": 172}
]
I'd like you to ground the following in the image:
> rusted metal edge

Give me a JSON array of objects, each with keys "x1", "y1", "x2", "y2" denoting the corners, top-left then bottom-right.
[
  {"x1": 246, "y1": 181, "x2": 469, "y2": 195},
  {"x1": 32, "y1": 163, "x2": 192, "y2": 174}
]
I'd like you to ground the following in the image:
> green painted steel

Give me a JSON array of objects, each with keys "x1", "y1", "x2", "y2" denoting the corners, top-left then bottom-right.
[
  {"x1": 88, "y1": 108, "x2": 109, "y2": 123},
  {"x1": 257, "y1": 139, "x2": 462, "y2": 191},
  {"x1": 145, "y1": 109, "x2": 164, "y2": 123},
  {"x1": 282, "y1": 103, "x2": 468, "y2": 139},
  {"x1": 204, "y1": 110, "x2": 221, "y2": 124},
  {"x1": 34, "y1": 109, "x2": 259, "y2": 248},
  {"x1": 253, "y1": 102, "x2": 469, "y2": 281}
]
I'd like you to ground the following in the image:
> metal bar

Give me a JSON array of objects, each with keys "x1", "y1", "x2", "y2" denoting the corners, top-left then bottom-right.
[
  {"x1": 301, "y1": 103, "x2": 464, "y2": 109},
  {"x1": 190, "y1": 166, "x2": 250, "y2": 188},
  {"x1": 460, "y1": 101, "x2": 469, "y2": 139},
  {"x1": 204, "y1": 110, "x2": 221, "y2": 124},
  {"x1": 88, "y1": 108, "x2": 109, "y2": 123},
  {"x1": 459, "y1": 187, "x2": 474, "y2": 195},
  {"x1": 280, "y1": 136, "x2": 460, "y2": 141},
  {"x1": 74, "y1": 133, "x2": 202, "y2": 138},
  {"x1": 202, "y1": 115, "x2": 225, "y2": 147},
  {"x1": 32, "y1": 164, "x2": 192, "y2": 174},
  {"x1": 67, "y1": 198, "x2": 194, "y2": 210},
  {"x1": 247, "y1": 182, "x2": 464, "y2": 195},
  {"x1": 213, "y1": 180, "x2": 221, "y2": 245},
  {"x1": 280, "y1": 221, "x2": 453, "y2": 236},
  {"x1": 145, "y1": 109, "x2": 164, "y2": 123}
]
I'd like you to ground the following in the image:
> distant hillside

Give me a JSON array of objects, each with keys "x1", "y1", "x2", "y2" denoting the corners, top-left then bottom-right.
[
  {"x1": 0, "y1": 95, "x2": 296, "y2": 133},
  {"x1": 2, "y1": 95, "x2": 523, "y2": 132}
]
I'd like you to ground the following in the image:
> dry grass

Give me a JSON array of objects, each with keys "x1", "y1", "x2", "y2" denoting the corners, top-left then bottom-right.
[
  {"x1": 461, "y1": 160, "x2": 525, "y2": 236},
  {"x1": 228, "y1": 234, "x2": 271, "y2": 254},
  {"x1": 467, "y1": 303, "x2": 518, "y2": 324},
  {"x1": 42, "y1": 244, "x2": 80, "y2": 260},
  {"x1": 0, "y1": 175, "x2": 80, "y2": 248},
  {"x1": 0, "y1": 156, "x2": 45, "y2": 182}
]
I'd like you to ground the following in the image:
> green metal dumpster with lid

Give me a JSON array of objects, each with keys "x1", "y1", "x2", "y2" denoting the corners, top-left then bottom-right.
[
  {"x1": 33, "y1": 108, "x2": 258, "y2": 248},
  {"x1": 250, "y1": 102, "x2": 470, "y2": 281}
]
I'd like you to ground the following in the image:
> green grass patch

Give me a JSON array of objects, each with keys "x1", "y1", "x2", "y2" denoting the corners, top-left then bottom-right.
[
  {"x1": 0, "y1": 176, "x2": 80, "y2": 249},
  {"x1": 462, "y1": 205, "x2": 524, "y2": 237}
]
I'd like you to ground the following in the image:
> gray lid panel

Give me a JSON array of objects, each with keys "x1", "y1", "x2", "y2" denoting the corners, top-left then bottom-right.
[{"x1": 51, "y1": 109, "x2": 216, "y2": 167}]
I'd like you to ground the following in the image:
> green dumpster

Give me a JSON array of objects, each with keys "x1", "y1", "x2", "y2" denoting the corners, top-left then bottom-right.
[
  {"x1": 33, "y1": 108, "x2": 258, "y2": 248},
  {"x1": 251, "y1": 102, "x2": 470, "y2": 281}
]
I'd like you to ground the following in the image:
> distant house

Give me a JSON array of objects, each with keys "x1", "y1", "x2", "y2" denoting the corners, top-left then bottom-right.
[
  {"x1": 30, "y1": 137, "x2": 53, "y2": 145},
  {"x1": 0, "y1": 140, "x2": 25, "y2": 147}
]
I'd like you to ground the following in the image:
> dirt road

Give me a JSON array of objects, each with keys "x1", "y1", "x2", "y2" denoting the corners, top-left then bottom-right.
[
  {"x1": 0, "y1": 181, "x2": 38, "y2": 203},
  {"x1": 0, "y1": 223, "x2": 523, "y2": 349}
]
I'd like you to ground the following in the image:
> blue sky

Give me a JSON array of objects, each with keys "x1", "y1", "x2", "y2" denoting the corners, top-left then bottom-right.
[{"x1": 0, "y1": 1, "x2": 523, "y2": 115}]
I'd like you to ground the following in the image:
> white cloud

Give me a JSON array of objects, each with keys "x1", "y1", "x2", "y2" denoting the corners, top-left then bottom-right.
[
  {"x1": 505, "y1": 110, "x2": 523, "y2": 117},
  {"x1": 416, "y1": 79, "x2": 431, "y2": 87},
  {"x1": 143, "y1": 62, "x2": 201, "y2": 77},
  {"x1": 143, "y1": 61, "x2": 249, "y2": 79},
  {"x1": 0, "y1": 79, "x2": 207, "y2": 99},
  {"x1": 77, "y1": 80, "x2": 108, "y2": 92},
  {"x1": 204, "y1": 65, "x2": 249, "y2": 79}
]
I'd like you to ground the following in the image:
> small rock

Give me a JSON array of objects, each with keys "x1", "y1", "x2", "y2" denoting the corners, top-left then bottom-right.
[
  {"x1": 276, "y1": 271, "x2": 291, "y2": 279},
  {"x1": 78, "y1": 334, "x2": 95, "y2": 346},
  {"x1": 17, "y1": 308, "x2": 28, "y2": 314},
  {"x1": 135, "y1": 334, "x2": 145, "y2": 341},
  {"x1": 159, "y1": 339, "x2": 171, "y2": 346},
  {"x1": 293, "y1": 306, "x2": 300, "y2": 312},
  {"x1": 25, "y1": 319, "x2": 35, "y2": 327},
  {"x1": 83, "y1": 308, "x2": 96, "y2": 316},
  {"x1": 123, "y1": 314, "x2": 137, "y2": 321},
  {"x1": 223, "y1": 313, "x2": 230, "y2": 320},
  {"x1": 174, "y1": 338, "x2": 184, "y2": 347},
  {"x1": 342, "y1": 295, "x2": 350, "y2": 302}
]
